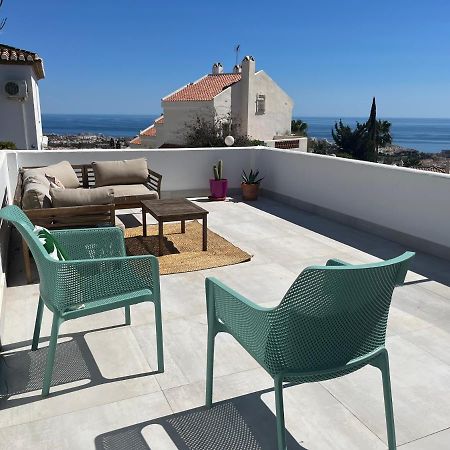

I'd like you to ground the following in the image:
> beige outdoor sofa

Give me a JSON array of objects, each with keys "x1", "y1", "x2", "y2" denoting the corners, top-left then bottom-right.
[{"x1": 14, "y1": 157, "x2": 162, "y2": 282}]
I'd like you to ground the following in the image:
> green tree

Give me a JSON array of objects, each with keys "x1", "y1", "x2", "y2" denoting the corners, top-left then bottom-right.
[
  {"x1": 185, "y1": 116, "x2": 226, "y2": 147},
  {"x1": 331, "y1": 120, "x2": 366, "y2": 158},
  {"x1": 332, "y1": 99, "x2": 392, "y2": 162},
  {"x1": 365, "y1": 97, "x2": 378, "y2": 162},
  {"x1": 376, "y1": 119, "x2": 392, "y2": 149},
  {"x1": 291, "y1": 119, "x2": 308, "y2": 137},
  {"x1": 184, "y1": 116, "x2": 264, "y2": 148}
]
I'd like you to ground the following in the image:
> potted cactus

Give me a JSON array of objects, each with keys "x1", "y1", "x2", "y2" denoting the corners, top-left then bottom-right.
[
  {"x1": 241, "y1": 169, "x2": 264, "y2": 201},
  {"x1": 209, "y1": 160, "x2": 228, "y2": 200}
]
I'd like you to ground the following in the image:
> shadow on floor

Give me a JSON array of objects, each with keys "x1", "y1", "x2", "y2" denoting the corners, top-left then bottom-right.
[
  {"x1": 250, "y1": 197, "x2": 450, "y2": 288},
  {"x1": 95, "y1": 388, "x2": 306, "y2": 450},
  {"x1": 0, "y1": 324, "x2": 158, "y2": 409}
]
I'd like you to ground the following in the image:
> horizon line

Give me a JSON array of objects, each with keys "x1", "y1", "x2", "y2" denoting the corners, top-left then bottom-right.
[{"x1": 41, "y1": 112, "x2": 450, "y2": 120}]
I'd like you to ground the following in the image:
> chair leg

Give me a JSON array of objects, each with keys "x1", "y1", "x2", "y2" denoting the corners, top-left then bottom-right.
[
  {"x1": 380, "y1": 353, "x2": 397, "y2": 450},
  {"x1": 274, "y1": 377, "x2": 287, "y2": 450},
  {"x1": 372, "y1": 351, "x2": 397, "y2": 450},
  {"x1": 205, "y1": 327, "x2": 215, "y2": 408},
  {"x1": 154, "y1": 300, "x2": 164, "y2": 373},
  {"x1": 124, "y1": 305, "x2": 131, "y2": 325},
  {"x1": 31, "y1": 297, "x2": 44, "y2": 351},
  {"x1": 42, "y1": 314, "x2": 63, "y2": 397}
]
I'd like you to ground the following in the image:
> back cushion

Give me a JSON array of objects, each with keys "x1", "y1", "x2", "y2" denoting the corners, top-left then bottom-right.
[
  {"x1": 50, "y1": 187, "x2": 114, "y2": 207},
  {"x1": 22, "y1": 174, "x2": 51, "y2": 209},
  {"x1": 23, "y1": 161, "x2": 80, "y2": 189},
  {"x1": 92, "y1": 158, "x2": 148, "y2": 187}
]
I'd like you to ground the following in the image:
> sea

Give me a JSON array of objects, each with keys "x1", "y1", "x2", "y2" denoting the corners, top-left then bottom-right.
[{"x1": 42, "y1": 114, "x2": 450, "y2": 154}]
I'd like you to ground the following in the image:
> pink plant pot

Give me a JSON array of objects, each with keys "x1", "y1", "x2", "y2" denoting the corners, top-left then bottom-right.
[{"x1": 209, "y1": 179, "x2": 228, "y2": 200}]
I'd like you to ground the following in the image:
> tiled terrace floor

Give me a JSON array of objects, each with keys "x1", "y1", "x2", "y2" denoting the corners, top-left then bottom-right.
[{"x1": 1, "y1": 197, "x2": 450, "y2": 449}]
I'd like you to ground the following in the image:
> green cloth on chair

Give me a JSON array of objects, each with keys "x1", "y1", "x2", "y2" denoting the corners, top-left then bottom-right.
[
  {"x1": 205, "y1": 252, "x2": 414, "y2": 449},
  {"x1": 0, "y1": 205, "x2": 164, "y2": 396}
]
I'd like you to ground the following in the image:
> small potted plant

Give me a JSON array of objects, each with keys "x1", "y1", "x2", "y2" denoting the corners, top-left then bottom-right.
[
  {"x1": 209, "y1": 160, "x2": 228, "y2": 200},
  {"x1": 241, "y1": 169, "x2": 264, "y2": 201}
]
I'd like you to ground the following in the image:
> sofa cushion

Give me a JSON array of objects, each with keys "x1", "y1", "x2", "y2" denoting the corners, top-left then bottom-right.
[
  {"x1": 92, "y1": 158, "x2": 148, "y2": 187},
  {"x1": 22, "y1": 174, "x2": 52, "y2": 209},
  {"x1": 24, "y1": 161, "x2": 80, "y2": 189},
  {"x1": 50, "y1": 187, "x2": 114, "y2": 207},
  {"x1": 106, "y1": 184, "x2": 158, "y2": 199}
]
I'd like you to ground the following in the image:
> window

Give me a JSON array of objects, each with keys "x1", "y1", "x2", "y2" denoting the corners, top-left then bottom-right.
[{"x1": 256, "y1": 94, "x2": 266, "y2": 115}]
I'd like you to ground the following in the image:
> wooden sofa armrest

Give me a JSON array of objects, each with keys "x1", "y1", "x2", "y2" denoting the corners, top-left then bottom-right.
[
  {"x1": 24, "y1": 204, "x2": 116, "y2": 228},
  {"x1": 147, "y1": 169, "x2": 162, "y2": 198}
]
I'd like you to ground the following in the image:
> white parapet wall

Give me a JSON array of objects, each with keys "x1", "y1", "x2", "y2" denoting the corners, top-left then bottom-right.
[
  {"x1": 8, "y1": 147, "x2": 256, "y2": 198},
  {"x1": 0, "y1": 152, "x2": 11, "y2": 347},
  {"x1": 256, "y1": 148, "x2": 450, "y2": 259},
  {"x1": 3, "y1": 146, "x2": 450, "y2": 260}
]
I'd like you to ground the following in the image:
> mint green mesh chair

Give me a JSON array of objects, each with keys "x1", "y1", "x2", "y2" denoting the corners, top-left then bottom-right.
[
  {"x1": 205, "y1": 252, "x2": 414, "y2": 449},
  {"x1": 0, "y1": 205, "x2": 163, "y2": 397}
]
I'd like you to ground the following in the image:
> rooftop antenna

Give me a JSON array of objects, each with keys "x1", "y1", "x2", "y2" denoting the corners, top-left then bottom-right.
[
  {"x1": 0, "y1": 0, "x2": 7, "y2": 30},
  {"x1": 234, "y1": 44, "x2": 240, "y2": 67}
]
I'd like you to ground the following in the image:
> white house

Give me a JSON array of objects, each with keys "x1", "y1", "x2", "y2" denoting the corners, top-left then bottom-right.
[
  {"x1": 0, "y1": 44, "x2": 45, "y2": 149},
  {"x1": 131, "y1": 56, "x2": 294, "y2": 148}
]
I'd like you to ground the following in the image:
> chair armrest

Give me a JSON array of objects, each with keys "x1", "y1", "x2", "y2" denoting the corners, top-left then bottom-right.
[
  {"x1": 147, "y1": 169, "x2": 162, "y2": 198},
  {"x1": 206, "y1": 277, "x2": 273, "y2": 360},
  {"x1": 51, "y1": 227, "x2": 126, "y2": 259},
  {"x1": 48, "y1": 255, "x2": 160, "y2": 312},
  {"x1": 326, "y1": 258, "x2": 352, "y2": 267}
]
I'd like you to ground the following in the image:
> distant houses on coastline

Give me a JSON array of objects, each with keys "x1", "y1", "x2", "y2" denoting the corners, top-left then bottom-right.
[
  {"x1": 0, "y1": 43, "x2": 45, "y2": 149},
  {"x1": 130, "y1": 56, "x2": 295, "y2": 149}
]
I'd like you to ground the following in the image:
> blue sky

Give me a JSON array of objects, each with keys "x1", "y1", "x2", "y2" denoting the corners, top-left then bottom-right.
[{"x1": 1, "y1": 0, "x2": 450, "y2": 117}]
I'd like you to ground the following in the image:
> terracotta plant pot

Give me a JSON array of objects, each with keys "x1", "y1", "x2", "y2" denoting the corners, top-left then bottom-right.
[
  {"x1": 241, "y1": 183, "x2": 260, "y2": 201},
  {"x1": 209, "y1": 179, "x2": 228, "y2": 200}
]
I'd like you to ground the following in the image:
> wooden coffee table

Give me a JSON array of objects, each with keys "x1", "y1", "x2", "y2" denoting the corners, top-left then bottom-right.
[{"x1": 141, "y1": 198, "x2": 209, "y2": 256}]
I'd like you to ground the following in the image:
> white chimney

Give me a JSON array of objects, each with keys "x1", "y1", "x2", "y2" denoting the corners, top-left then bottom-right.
[
  {"x1": 233, "y1": 64, "x2": 242, "y2": 73},
  {"x1": 212, "y1": 62, "x2": 223, "y2": 74},
  {"x1": 240, "y1": 56, "x2": 256, "y2": 137}
]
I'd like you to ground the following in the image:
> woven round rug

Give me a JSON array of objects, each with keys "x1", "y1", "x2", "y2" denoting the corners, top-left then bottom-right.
[{"x1": 124, "y1": 221, "x2": 251, "y2": 275}]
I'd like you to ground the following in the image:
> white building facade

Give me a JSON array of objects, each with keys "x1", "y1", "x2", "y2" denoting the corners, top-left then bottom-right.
[
  {"x1": 0, "y1": 44, "x2": 45, "y2": 150},
  {"x1": 131, "y1": 56, "x2": 293, "y2": 148}
]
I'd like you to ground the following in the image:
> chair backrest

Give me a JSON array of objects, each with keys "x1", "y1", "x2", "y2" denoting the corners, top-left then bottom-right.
[
  {"x1": 0, "y1": 205, "x2": 56, "y2": 290},
  {"x1": 265, "y1": 252, "x2": 414, "y2": 374}
]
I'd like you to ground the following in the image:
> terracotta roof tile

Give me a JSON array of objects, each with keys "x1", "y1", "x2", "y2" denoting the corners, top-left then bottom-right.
[
  {"x1": 130, "y1": 136, "x2": 141, "y2": 145},
  {"x1": 164, "y1": 74, "x2": 241, "y2": 102},
  {"x1": 155, "y1": 115, "x2": 164, "y2": 124},
  {"x1": 141, "y1": 125, "x2": 157, "y2": 137},
  {"x1": 0, "y1": 43, "x2": 45, "y2": 79}
]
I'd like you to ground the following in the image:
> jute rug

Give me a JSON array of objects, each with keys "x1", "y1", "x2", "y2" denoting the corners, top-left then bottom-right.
[{"x1": 124, "y1": 220, "x2": 251, "y2": 275}]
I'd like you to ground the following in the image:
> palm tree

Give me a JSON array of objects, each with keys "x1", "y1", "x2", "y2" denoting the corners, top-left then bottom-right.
[
  {"x1": 376, "y1": 120, "x2": 392, "y2": 149},
  {"x1": 291, "y1": 119, "x2": 308, "y2": 137}
]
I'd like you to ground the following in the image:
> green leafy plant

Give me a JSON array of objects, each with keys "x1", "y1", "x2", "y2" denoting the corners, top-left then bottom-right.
[
  {"x1": 0, "y1": 141, "x2": 16, "y2": 150},
  {"x1": 331, "y1": 98, "x2": 392, "y2": 162},
  {"x1": 242, "y1": 169, "x2": 264, "y2": 184},
  {"x1": 291, "y1": 119, "x2": 308, "y2": 137},
  {"x1": 213, "y1": 160, "x2": 224, "y2": 180}
]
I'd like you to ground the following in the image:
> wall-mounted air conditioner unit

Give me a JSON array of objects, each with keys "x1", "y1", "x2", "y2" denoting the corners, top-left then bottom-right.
[{"x1": 4, "y1": 80, "x2": 28, "y2": 100}]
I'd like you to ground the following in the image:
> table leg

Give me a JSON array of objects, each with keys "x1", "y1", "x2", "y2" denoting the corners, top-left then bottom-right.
[
  {"x1": 158, "y1": 221, "x2": 164, "y2": 256},
  {"x1": 181, "y1": 220, "x2": 186, "y2": 233},
  {"x1": 142, "y1": 208, "x2": 147, "y2": 237},
  {"x1": 202, "y1": 215, "x2": 208, "y2": 251}
]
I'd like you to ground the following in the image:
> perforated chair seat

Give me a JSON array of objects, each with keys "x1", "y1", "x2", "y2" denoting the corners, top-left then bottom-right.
[
  {"x1": 0, "y1": 205, "x2": 164, "y2": 396},
  {"x1": 205, "y1": 252, "x2": 414, "y2": 449}
]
